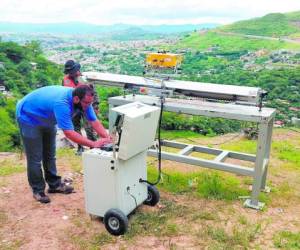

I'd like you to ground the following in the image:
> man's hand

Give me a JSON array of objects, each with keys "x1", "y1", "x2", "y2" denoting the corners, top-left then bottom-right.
[
  {"x1": 90, "y1": 120, "x2": 110, "y2": 139},
  {"x1": 92, "y1": 137, "x2": 112, "y2": 148}
]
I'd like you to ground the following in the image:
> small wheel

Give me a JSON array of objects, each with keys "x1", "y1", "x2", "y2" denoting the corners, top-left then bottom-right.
[
  {"x1": 144, "y1": 184, "x2": 160, "y2": 206},
  {"x1": 104, "y1": 209, "x2": 128, "y2": 236}
]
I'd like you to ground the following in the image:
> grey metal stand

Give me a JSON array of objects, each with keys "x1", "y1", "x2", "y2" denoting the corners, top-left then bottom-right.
[{"x1": 108, "y1": 95, "x2": 276, "y2": 210}]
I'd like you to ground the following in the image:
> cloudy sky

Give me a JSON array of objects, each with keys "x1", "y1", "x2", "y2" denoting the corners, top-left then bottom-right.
[{"x1": 1, "y1": 0, "x2": 300, "y2": 25}]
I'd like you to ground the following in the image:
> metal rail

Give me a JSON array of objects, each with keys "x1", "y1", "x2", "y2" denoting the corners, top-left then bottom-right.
[{"x1": 83, "y1": 72, "x2": 262, "y2": 105}]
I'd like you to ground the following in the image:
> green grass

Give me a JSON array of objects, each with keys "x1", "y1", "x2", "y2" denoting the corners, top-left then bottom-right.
[
  {"x1": 70, "y1": 198, "x2": 223, "y2": 247},
  {"x1": 125, "y1": 199, "x2": 189, "y2": 240},
  {"x1": 0, "y1": 239, "x2": 24, "y2": 250},
  {"x1": 191, "y1": 211, "x2": 218, "y2": 221},
  {"x1": 238, "y1": 215, "x2": 248, "y2": 225},
  {"x1": 68, "y1": 214, "x2": 116, "y2": 249},
  {"x1": 268, "y1": 179, "x2": 300, "y2": 206},
  {"x1": 197, "y1": 172, "x2": 248, "y2": 200},
  {"x1": 272, "y1": 141, "x2": 300, "y2": 167},
  {"x1": 0, "y1": 160, "x2": 25, "y2": 176},
  {"x1": 57, "y1": 148, "x2": 82, "y2": 172},
  {"x1": 220, "y1": 138, "x2": 257, "y2": 154},
  {"x1": 190, "y1": 151, "x2": 216, "y2": 160},
  {"x1": 203, "y1": 223, "x2": 261, "y2": 249},
  {"x1": 90, "y1": 232, "x2": 116, "y2": 247},
  {"x1": 161, "y1": 130, "x2": 207, "y2": 140},
  {"x1": 148, "y1": 167, "x2": 249, "y2": 201},
  {"x1": 273, "y1": 231, "x2": 300, "y2": 249},
  {"x1": 289, "y1": 32, "x2": 300, "y2": 38},
  {"x1": 272, "y1": 181, "x2": 294, "y2": 198}
]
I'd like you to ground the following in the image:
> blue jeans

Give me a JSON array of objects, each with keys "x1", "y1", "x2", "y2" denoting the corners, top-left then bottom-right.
[{"x1": 18, "y1": 121, "x2": 61, "y2": 194}]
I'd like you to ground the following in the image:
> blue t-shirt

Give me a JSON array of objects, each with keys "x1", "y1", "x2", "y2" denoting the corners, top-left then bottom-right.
[{"x1": 16, "y1": 86, "x2": 97, "y2": 130}]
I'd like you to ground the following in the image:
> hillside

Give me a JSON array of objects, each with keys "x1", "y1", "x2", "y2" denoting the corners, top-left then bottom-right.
[
  {"x1": 220, "y1": 11, "x2": 300, "y2": 37},
  {"x1": 172, "y1": 11, "x2": 300, "y2": 53},
  {"x1": 174, "y1": 31, "x2": 300, "y2": 51}
]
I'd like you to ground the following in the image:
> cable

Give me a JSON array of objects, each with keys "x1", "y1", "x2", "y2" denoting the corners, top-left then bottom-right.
[
  {"x1": 127, "y1": 187, "x2": 138, "y2": 209},
  {"x1": 209, "y1": 133, "x2": 243, "y2": 146},
  {"x1": 139, "y1": 96, "x2": 164, "y2": 186},
  {"x1": 288, "y1": 128, "x2": 300, "y2": 134},
  {"x1": 183, "y1": 133, "x2": 243, "y2": 146}
]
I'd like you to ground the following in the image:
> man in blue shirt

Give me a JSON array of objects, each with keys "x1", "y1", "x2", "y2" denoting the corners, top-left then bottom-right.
[{"x1": 16, "y1": 84, "x2": 111, "y2": 203}]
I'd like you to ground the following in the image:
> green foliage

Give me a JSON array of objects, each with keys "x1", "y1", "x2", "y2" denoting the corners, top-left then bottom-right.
[
  {"x1": 0, "y1": 40, "x2": 62, "y2": 94},
  {"x1": 95, "y1": 86, "x2": 122, "y2": 128},
  {"x1": 161, "y1": 112, "x2": 242, "y2": 135},
  {"x1": 0, "y1": 40, "x2": 63, "y2": 151},
  {"x1": 0, "y1": 103, "x2": 19, "y2": 151},
  {"x1": 273, "y1": 231, "x2": 300, "y2": 249},
  {"x1": 0, "y1": 41, "x2": 25, "y2": 63}
]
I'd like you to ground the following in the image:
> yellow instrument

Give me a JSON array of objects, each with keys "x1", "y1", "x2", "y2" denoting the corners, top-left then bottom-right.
[{"x1": 146, "y1": 52, "x2": 183, "y2": 69}]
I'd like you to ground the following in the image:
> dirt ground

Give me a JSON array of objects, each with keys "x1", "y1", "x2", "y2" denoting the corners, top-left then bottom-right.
[{"x1": 0, "y1": 130, "x2": 299, "y2": 249}]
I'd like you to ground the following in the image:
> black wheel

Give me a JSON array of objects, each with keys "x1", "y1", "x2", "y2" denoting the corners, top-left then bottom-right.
[
  {"x1": 104, "y1": 209, "x2": 128, "y2": 236},
  {"x1": 144, "y1": 184, "x2": 160, "y2": 206}
]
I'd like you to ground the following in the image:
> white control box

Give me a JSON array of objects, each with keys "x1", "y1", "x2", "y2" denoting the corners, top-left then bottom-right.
[
  {"x1": 83, "y1": 102, "x2": 160, "y2": 217},
  {"x1": 83, "y1": 149, "x2": 147, "y2": 216},
  {"x1": 112, "y1": 102, "x2": 160, "y2": 160}
]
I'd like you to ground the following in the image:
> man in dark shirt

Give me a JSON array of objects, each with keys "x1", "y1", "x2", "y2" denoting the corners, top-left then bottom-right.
[{"x1": 62, "y1": 60, "x2": 99, "y2": 155}]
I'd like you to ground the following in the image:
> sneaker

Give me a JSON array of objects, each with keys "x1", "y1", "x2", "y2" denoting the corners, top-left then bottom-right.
[
  {"x1": 48, "y1": 183, "x2": 74, "y2": 194},
  {"x1": 33, "y1": 192, "x2": 51, "y2": 204}
]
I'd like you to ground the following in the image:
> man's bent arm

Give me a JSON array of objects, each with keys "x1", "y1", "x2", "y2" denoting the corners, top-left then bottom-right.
[
  {"x1": 90, "y1": 120, "x2": 110, "y2": 138},
  {"x1": 63, "y1": 130, "x2": 95, "y2": 148}
]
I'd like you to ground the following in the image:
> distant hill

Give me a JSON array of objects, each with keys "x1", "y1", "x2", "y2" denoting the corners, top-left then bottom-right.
[
  {"x1": 174, "y1": 30, "x2": 300, "y2": 52},
  {"x1": 220, "y1": 11, "x2": 300, "y2": 37},
  {"x1": 0, "y1": 22, "x2": 218, "y2": 36},
  {"x1": 173, "y1": 11, "x2": 300, "y2": 52},
  {"x1": 108, "y1": 27, "x2": 162, "y2": 41}
]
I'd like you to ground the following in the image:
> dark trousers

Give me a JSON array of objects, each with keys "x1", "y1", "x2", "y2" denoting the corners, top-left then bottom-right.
[
  {"x1": 72, "y1": 112, "x2": 97, "y2": 148},
  {"x1": 18, "y1": 121, "x2": 61, "y2": 194}
]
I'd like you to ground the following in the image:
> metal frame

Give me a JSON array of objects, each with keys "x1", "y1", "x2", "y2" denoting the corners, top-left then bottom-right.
[{"x1": 108, "y1": 94, "x2": 276, "y2": 210}]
